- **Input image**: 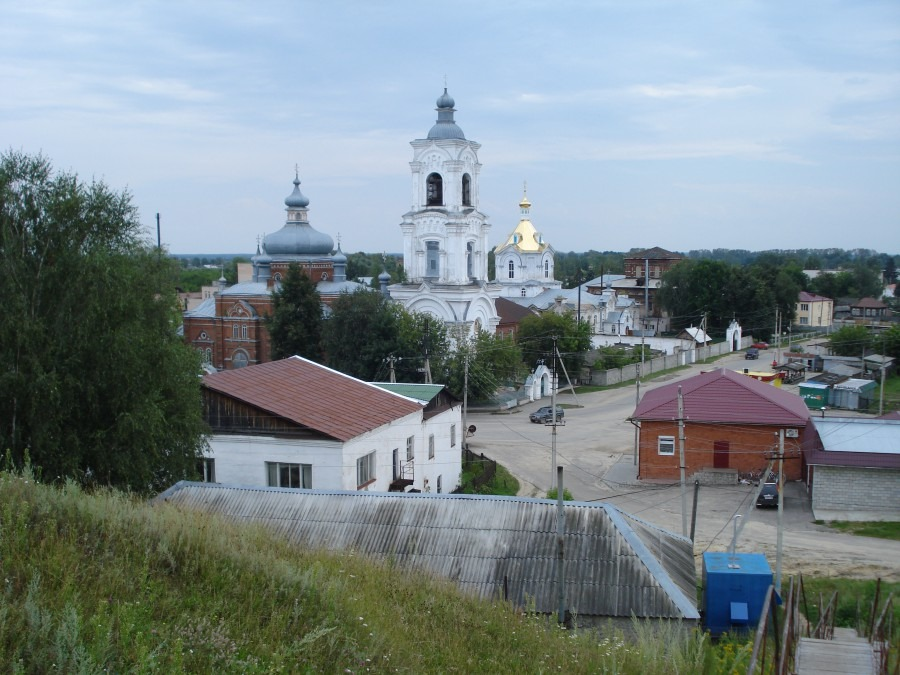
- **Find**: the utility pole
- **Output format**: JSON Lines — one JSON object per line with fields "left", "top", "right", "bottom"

{"left": 633, "top": 376, "right": 641, "bottom": 466}
{"left": 678, "top": 385, "right": 688, "bottom": 537}
{"left": 550, "top": 336, "right": 559, "bottom": 492}
{"left": 387, "top": 355, "right": 397, "bottom": 383}
{"left": 774, "top": 308, "right": 781, "bottom": 367}
{"left": 556, "top": 465, "right": 566, "bottom": 625}
{"left": 423, "top": 319, "right": 432, "bottom": 384}
{"left": 462, "top": 342, "right": 469, "bottom": 451}
{"left": 880, "top": 334, "right": 886, "bottom": 416}
{"left": 776, "top": 429, "right": 785, "bottom": 594}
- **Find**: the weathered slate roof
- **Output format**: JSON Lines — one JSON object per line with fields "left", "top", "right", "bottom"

{"left": 202, "top": 356, "right": 422, "bottom": 442}
{"left": 155, "top": 484, "right": 699, "bottom": 620}
{"left": 632, "top": 368, "right": 810, "bottom": 426}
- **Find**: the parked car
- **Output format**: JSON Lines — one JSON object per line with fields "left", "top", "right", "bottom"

{"left": 530, "top": 406, "right": 564, "bottom": 424}
{"left": 745, "top": 348, "right": 759, "bottom": 360}
{"left": 751, "top": 342, "right": 769, "bottom": 350}
{"left": 755, "top": 482, "right": 779, "bottom": 508}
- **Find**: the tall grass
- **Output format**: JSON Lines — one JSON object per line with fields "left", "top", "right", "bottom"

{"left": 0, "top": 470, "right": 757, "bottom": 672}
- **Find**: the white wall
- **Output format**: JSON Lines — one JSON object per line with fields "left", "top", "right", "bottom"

{"left": 206, "top": 407, "right": 462, "bottom": 493}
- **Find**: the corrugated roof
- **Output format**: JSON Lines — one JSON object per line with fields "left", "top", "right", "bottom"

{"left": 202, "top": 356, "right": 422, "bottom": 442}
{"left": 813, "top": 417, "right": 900, "bottom": 455}
{"left": 632, "top": 368, "right": 811, "bottom": 426}
{"left": 155, "top": 484, "right": 699, "bottom": 620}
{"left": 370, "top": 382, "right": 445, "bottom": 404}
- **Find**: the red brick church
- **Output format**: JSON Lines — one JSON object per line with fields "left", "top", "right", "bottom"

{"left": 182, "top": 174, "right": 371, "bottom": 370}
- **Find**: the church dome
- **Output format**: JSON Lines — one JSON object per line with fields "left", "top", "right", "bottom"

{"left": 427, "top": 87, "right": 466, "bottom": 140}
{"left": 265, "top": 225, "right": 333, "bottom": 256}
{"left": 263, "top": 175, "right": 334, "bottom": 256}
{"left": 436, "top": 88, "right": 455, "bottom": 109}
{"left": 284, "top": 176, "right": 310, "bottom": 208}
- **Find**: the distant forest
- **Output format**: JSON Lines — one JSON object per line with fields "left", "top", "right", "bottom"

{"left": 172, "top": 248, "right": 898, "bottom": 294}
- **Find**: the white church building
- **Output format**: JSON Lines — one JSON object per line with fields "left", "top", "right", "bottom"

{"left": 493, "top": 189, "right": 562, "bottom": 299}
{"left": 388, "top": 89, "right": 502, "bottom": 338}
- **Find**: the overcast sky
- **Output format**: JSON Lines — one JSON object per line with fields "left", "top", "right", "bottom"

{"left": 3, "top": 1, "right": 898, "bottom": 256}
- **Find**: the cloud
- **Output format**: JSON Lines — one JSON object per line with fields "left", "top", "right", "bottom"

{"left": 629, "top": 83, "right": 762, "bottom": 99}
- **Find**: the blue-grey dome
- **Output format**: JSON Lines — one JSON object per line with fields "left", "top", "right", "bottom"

{"left": 427, "top": 87, "right": 466, "bottom": 140}
{"left": 436, "top": 87, "right": 455, "bottom": 109}
{"left": 285, "top": 176, "right": 310, "bottom": 208}
{"left": 264, "top": 225, "right": 333, "bottom": 256}
{"left": 378, "top": 269, "right": 391, "bottom": 282}
{"left": 332, "top": 247, "right": 347, "bottom": 264}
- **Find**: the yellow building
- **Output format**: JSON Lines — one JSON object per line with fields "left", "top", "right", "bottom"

{"left": 796, "top": 291, "right": 833, "bottom": 328}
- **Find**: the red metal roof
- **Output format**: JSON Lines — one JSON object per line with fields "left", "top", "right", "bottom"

{"left": 798, "top": 291, "right": 831, "bottom": 302}
{"left": 631, "top": 368, "right": 811, "bottom": 426}
{"left": 202, "top": 356, "right": 422, "bottom": 442}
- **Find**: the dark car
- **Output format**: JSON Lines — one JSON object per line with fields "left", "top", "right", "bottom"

{"left": 530, "top": 406, "right": 564, "bottom": 424}
{"left": 756, "top": 482, "right": 779, "bottom": 508}
{"left": 745, "top": 348, "right": 759, "bottom": 360}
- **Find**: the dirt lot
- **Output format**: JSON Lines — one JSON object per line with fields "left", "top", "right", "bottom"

{"left": 466, "top": 354, "right": 900, "bottom": 582}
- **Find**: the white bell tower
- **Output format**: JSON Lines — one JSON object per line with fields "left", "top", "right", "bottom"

{"left": 390, "top": 89, "right": 501, "bottom": 337}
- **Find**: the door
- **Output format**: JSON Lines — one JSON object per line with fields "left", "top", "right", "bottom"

{"left": 713, "top": 440, "right": 730, "bottom": 468}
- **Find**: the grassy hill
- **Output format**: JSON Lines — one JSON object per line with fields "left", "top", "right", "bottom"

{"left": 0, "top": 471, "right": 756, "bottom": 672}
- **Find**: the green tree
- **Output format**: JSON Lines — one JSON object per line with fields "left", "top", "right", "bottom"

{"left": 0, "top": 151, "right": 207, "bottom": 492}
{"left": 880, "top": 325, "right": 900, "bottom": 361}
{"left": 516, "top": 312, "right": 592, "bottom": 378}
{"left": 323, "top": 289, "right": 402, "bottom": 380}
{"left": 393, "top": 311, "right": 451, "bottom": 384}
{"left": 267, "top": 264, "right": 324, "bottom": 362}
{"left": 441, "top": 331, "right": 523, "bottom": 401}
{"left": 829, "top": 325, "right": 872, "bottom": 357}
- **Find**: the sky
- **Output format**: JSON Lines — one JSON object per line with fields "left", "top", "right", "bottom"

{"left": 3, "top": 1, "right": 898, "bottom": 256}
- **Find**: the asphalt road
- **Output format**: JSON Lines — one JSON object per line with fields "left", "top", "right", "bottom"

{"left": 465, "top": 350, "right": 900, "bottom": 580}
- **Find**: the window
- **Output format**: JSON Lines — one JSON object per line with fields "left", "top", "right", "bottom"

{"left": 508, "top": 260, "right": 515, "bottom": 279}
{"left": 462, "top": 174, "right": 471, "bottom": 206}
{"left": 544, "top": 260, "right": 550, "bottom": 278}
{"left": 450, "top": 424, "right": 456, "bottom": 448}
{"left": 197, "top": 458, "right": 216, "bottom": 482}
{"left": 437, "top": 475, "right": 443, "bottom": 494}
{"left": 800, "top": 303, "right": 809, "bottom": 311}
{"left": 356, "top": 451, "right": 376, "bottom": 488}
{"left": 241, "top": 323, "right": 248, "bottom": 340}
{"left": 406, "top": 435, "right": 415, "bottom": 461}
{"left": 232, "top": 349, "right": 249, "bottom": 368}
{"left": 426, "top": 241, "right": 440, "bottom": 278}
{"left": 426, "top": 173, "right": 443, "bottom": 205}
{"left": 467, "top": 242, "right": 474, "bottom": 278}
{"left": 232, "top": 323, "right": 239, "bottom": 339}
{"left": 800, "top": 317, "right": 809, "bottom": 325}
{"left": 521, "top": 288, "right": 526, "bottom": 297}
{"left": 266, "top": 462, "right": 312, "bottom": 488}
{"left": 428, "top": 434, "right": 435, "bottom": 459}
{"left": 658, "top": 436, "right": 675, "bottom": 456}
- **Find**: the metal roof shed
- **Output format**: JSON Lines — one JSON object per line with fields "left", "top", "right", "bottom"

{"left": 155, "top": 484, "right": 699, "bottom": 626}
{"left": 830, "top": 378, "right": 877, "bottom": 411}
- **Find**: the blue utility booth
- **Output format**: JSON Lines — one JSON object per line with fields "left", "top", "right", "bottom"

{"left": 702, "top": 552, "right": 773, "bottom": 637}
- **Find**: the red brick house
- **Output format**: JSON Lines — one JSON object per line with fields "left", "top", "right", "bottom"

{"left": 630, "top": 368, "right": 812, "bottom": 481}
